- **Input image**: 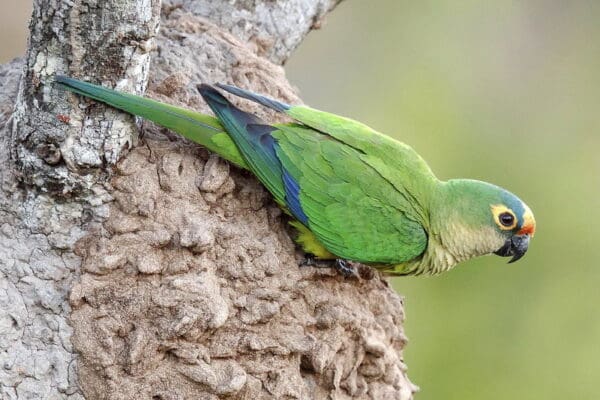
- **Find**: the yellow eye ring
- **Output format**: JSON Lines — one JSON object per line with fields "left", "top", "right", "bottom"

{"left": 491, "top": 205, "right": 518, "bottom": 230}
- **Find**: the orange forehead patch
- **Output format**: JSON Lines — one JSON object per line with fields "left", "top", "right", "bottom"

{"left": 518, "top": 205, "right": 536, "bottom": 237}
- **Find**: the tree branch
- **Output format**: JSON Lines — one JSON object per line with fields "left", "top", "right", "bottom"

{"left": 163, "top": 0, "right": 343, "bottom": 64}
{"left": 0, "top": 1, "right": 417, "bottom": 399}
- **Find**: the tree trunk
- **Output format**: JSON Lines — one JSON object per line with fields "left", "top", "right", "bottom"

{"left": 0, "top": 1, "right": 417, "bottom": 399}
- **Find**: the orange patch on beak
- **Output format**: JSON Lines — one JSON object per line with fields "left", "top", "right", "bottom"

{"left": 518, "top": 205, "right": 536, "bottom": 237}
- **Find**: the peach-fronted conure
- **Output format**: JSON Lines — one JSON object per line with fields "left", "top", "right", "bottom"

{"left": 56, "top": 76, "right": 536, "bottom": 276}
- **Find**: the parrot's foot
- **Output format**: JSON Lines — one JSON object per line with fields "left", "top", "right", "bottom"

{"left": 299, "top": 253, "right": 316, "bottom": 267}
{"left": 299, "top": 254, "right": 357, "bottom": 278}
{"left": 333, "top": 259, "right": 356, "bottom": 278}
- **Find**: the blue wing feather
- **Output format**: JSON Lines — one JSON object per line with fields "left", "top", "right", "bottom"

{"left": 282, "top": 169, "right": 309, "bottom": 225}
{"left": 198, "top": 84, "right": 310, "bottom": 225}
{"left": 216, "top": 83, "right": 291, "bottom": 112}
{"left": 198, "top": 84, "right": 285, "bottom": 203}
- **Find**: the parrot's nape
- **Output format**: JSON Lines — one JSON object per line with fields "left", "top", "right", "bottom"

{"left": 55, "top": 76, "right": 536, "bottom": 276}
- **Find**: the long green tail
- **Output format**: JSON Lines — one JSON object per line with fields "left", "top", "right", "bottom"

{"left": 55, "top": 76, "right": 248, "bottom": 169}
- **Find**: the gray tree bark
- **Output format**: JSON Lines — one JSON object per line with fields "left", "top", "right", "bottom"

{"left": 0, "top": 1, "right": 417, "bottom": 399}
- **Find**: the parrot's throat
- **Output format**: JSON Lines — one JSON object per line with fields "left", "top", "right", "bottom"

{"left": 441, "top": 223, "right": 502, "bottom": 261}
{"left": 402, "top": 225, "right": 498, "bottom": 275}
{"left": 402, "top": 223, "right": 501, "bottom": 275}
{"left": 426, "top": 221, "right": 505, "bottom": 274}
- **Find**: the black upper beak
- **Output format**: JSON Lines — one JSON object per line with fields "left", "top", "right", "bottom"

{"left": 494, "top": 235, "right": 530, "bottom": 263}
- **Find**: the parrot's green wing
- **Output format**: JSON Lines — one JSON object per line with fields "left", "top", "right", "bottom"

{"left": 274, "top": 124, "right": 428, "bottom": 263}
{"left": 217, "top": 84, "right": 437, "bottom": 225}
{"left": 204, "top": 84, "right": 434, "bottom": 264}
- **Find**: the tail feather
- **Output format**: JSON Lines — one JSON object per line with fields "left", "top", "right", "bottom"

{"left": 215, "top": 83, "right": 291, "bottom": 113}
{"left": 202, "top": 85, "right": 311, "bottom": 227}
{"left": 55, "top": 76, "right": 247, "bottom": 168}
{"left": 198, "top": 84, "right": 286, "bottom": 203}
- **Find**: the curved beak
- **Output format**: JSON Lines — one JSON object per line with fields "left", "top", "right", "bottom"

{"left": 494, "top": 235, "right": 530, "bottom": 263}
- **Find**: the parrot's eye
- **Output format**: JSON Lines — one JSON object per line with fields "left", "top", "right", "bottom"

{"left": 491, "top": 205, "right": 518, "bottom": 230}
{"left": 499, "top": 212, "right": 515, "bottom": 227}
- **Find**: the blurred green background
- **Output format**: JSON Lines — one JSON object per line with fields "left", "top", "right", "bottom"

{"left": 288, "top": 2, "right": 600, "bottom": 399}
{"left": 2, "top": 1, "right": 599, "bottom": 399}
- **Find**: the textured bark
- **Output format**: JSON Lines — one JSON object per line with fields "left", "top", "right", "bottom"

{"left": 0, "top": 1, "right": 417, "bottom": 399}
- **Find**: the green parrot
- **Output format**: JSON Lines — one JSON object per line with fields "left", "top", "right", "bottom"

{"left": 55, "top": 76, "right": 536, "bottom": 276}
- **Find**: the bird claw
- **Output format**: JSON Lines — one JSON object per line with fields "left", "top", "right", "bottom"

{"left": 299, "top": 253, "right": 316, "bottom": 267}
{"left": 333, "top": 259, "right": 356, "bottom": 278}
{"left": 299, "top": 254, "right": 357, "bottom": 278}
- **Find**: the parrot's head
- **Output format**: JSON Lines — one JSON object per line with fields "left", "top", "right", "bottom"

{"left": 436, "top": 179, "right": 536, "bottom": 265}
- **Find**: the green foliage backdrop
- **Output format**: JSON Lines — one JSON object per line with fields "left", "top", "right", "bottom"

{"left": 2, "top": 1, "right": 598, "bottom": 399}
{"left": 287, "top": 2, "right": 600, "bottom": 399}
